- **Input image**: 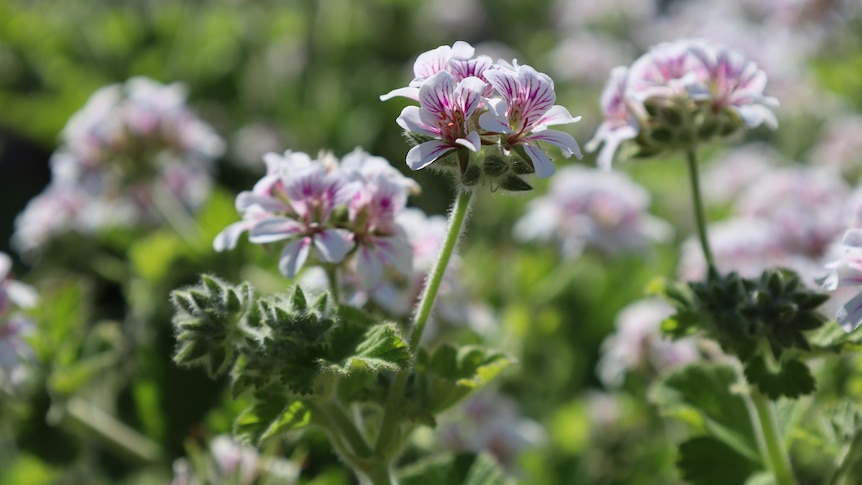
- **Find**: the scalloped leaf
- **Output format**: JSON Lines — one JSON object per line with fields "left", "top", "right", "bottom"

{"left": 743, "top": 356, "right": 816, "bottom": 400}
{"left": 677, "top": 436, "right": 759, "bottom": 485}
{"left": 649, "top": 363, "right": 759, "bottom": 462}
{"left": 234, "top": 388, "right": 310, "bottom": 445}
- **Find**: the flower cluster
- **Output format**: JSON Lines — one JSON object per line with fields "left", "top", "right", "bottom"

{"left": 514, "top": 165, "right": 672, "bottom": 258}
{"left": 382, "top": 41, "right": 582, "bottom": 183}
{"left": 587, "top": 38, "right": 778, "bottom": 169}
{"left": 171, "top": 435, "right": 299, "bottom": 485}
{"left": 0, "top": 252, "right": 37, "bottom": 389}
{"left": 820, "top": 230, "right": 862, "bottom": 332}
{"left": 13, "top": 77, "right": 224, "bottom": 256}
{"left": 215, "top": 149, "right": 419, "bottom": 290}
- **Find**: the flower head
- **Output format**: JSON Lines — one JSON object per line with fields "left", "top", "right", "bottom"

{"left": 819, "top": 229, "right": 862, "bottom": 332}
{"left": 588, "top": 38, "right": 777, "bottom": 167}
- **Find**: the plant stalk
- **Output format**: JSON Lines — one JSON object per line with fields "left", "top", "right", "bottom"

{"left": 746, "top": 390, "right": 797, "bottom": 485}
{"left": 374, "top": 189, "right": 473, "bottom": 457}
{"left": 685, "top": 149, "right": 714, "bottom": 268}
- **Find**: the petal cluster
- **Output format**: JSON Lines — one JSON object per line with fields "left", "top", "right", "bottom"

{"left": 383, "top": 41, "right": 581, "bottom": 180}
{"left": 588, "top": 38, "right": 777, "bottom": 169}
{"left": 215, "top": 149, "right": 416, "bottom": 290}
{"left": 13, "top": 77, "right": 224, "bottom": 256}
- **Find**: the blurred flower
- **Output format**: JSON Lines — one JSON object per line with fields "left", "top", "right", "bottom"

{"left": 735, "top": 166, "right": 848, "bottom": 259}
{"left": 819, "top": 229, "right": 862, "bottom": 332}
{"left": 809, "top": 114, "right": 862, "bottom": 181}
{"left": 438, "top": 390, "right": 546, "bottom": 470}
{"left": 171, "top": 434, "right": 299, "bottom": 485}
{"left": 13, "top": 77, "right": 223, "bottom": 257}
{"left": 597, "top": 298, "right": 699, "bottom": 387}
{"left": 587, "top": 38, "right": 776, "bottom": 167}
{"left": 701, "top": 143, "right": 781, "bottom": 204}
{"left": 514, "top": 166, "right": 671, "bottom": 258}
{"left": 0, "top": 252, "right": 37, "bottom": 388}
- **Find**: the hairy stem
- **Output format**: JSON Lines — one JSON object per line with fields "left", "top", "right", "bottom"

{"left": 374, "top": 189, "right": 473, "bottom": 457}
{"left": 685, "top": 149, "right": 714, "bottom": 268}
{"left": 746, "top": 390, "right": 797, "bottom": 485}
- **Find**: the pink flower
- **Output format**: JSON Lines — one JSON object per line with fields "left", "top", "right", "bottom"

{"left": 819, "top": 229, "right": 862, "bottom": 332}
{"left": 396, "top": 70, "right": 486, "bottom": 171}
{"left": 478, "top": 63, "right": 582, "bottom": 178}
{"left": 380, "top": 41, "right": 492, "bottom": 101}
{"left": 585, "top": 66, "right": 639, "bottom": 170}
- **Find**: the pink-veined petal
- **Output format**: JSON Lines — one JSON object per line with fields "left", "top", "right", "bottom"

{"left": 406, "top": 140, "right": 454, "bottom": 171}
{"left": 478, "top": 111, "right": 513, "bottom": 134}
{"left": 313, "top": 228, "right": 352, "bottom": 263}
{"left": 249, "top": 217, "right": 304, "bottom": 244}
{"left": 396, "top": 106, "right": 438, "bottom": 138}
{"left": 450, "top": 41, "right": 475, "bottom": 60}
{"left": 484, "top": 68, "right": 519, "bottom": 106}
{"left": 456, "top": 76, "right": 488, "bottom": 117}
{"left": 279, "top": 237, "right": 312, "bottom": 278}
{"left": 456, "top": 131, "right": 481, "bottom": 152}
{"left": 526, "top": 129, "right": 583, "bottom": 158}
{"left": 380, "top": 87, "right": 420, "bottom": 102}
{"left": 519, "top": 66, "right": 556, "bottom": 128}
{"left": 535, "top": 105, "right": 581, "bottom": 128}
{"left": 418, "top": 71, "right": 457, "bottom": 123}
{"left": 524, "top": 143, "right": 556, "bottom": 179}
{"left": 413, "top": 45, "right": 453, "bottom": 80}
{"left": 235, "top": 191, "right": 288, "bottom": 213}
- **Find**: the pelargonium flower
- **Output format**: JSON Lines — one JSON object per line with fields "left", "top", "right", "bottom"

{"left": 597, "top": 298, "right": 699, "bottom": 387}
{"left": 588, "top": 38, "right": 777, "bottom": 167}
{"left": 478, "top": 62, "right": 582, "bottom": 178}
{"left": 396, "top": 70, "right": 485, "bottom": 171}
{"left": 514, "top": 166, "right": 671, "bottom": 257}
{"left": 819, "top": 229, "right": 862, "bottom": 332}
{"left": 384, "top": 41, "right": 582, "bottom": 183}
{"left": 13, "top": 77, "right": 223, "bottom": 257}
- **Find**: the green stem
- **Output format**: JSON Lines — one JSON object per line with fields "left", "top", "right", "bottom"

{"left": 309, "top": 400, "right": 372, "bottom": 458}
{"left": 150, "top": 182, "right": 202, "bottom": 246}
{"left": 746, "top": 390, "right": 797, "bottom": 485}
{"left": 326, "top": 265, "right": 342, "bottom": 304}
{"left": 825, "top": 428, "right": 862, "bottom": 485}
{"left": 685, "top": 149, "right": 714, "bottom": 268}
{"left": 374, "top": 189, "right": 474, "bottom": 457}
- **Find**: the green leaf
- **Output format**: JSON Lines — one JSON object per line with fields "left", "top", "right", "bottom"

{"left": 128, "top": 229, "right": 183, "bottom": 282}
{"left": 649, "top": 364, "right": 759, "bottom": 462}
{"left": 676, "top": 436, "right": 759, "bottom": 485}
{"left": 416, "top": 345, "right": 515, "bottom": 415}
{"left": 743, "top": 356, "right": 816, "bottom": 400}
{"left": 398, "top": 453, "right": 511, "bottom": 485}
{"left": 234, "top": 388, "right": 310, "bottom": 445}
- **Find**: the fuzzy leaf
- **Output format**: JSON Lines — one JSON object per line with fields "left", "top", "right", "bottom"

{"left": 676, "top": 436, "right": 759, "bottom": 485}
{"left": 234, "top": 388, "right": 310, "bottom": 445}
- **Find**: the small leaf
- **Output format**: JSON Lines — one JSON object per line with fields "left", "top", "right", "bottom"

{"left": 234, "top": 389, "right": 310, "bottom": 445}
{"left": 743, "top": 356, "right": 816, "bottom": 399}
{"left": 676, "top": 436, "right": 759, "bottom": 485}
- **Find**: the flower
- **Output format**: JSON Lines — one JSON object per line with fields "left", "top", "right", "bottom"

{"left": 478, "top": 62, "right": 582, "bottom": 178}
{"left": 514, "top": 166, "right": 671, "bottom": 257}
{"left": 0, "top": 252, "right": 37, "bottom": 388}
{"left": 384, "top": 42, "right": 582, "bottom": 183}
{"left": 587, "top": 38, "right": 777, "bottom": 167}
{"left": 396, "top": 70, "right": 485, "bottom": 171}
{"left": 819, "top": 229, "right": 862, "bottom": 332}
{"left": 597, "top": 298, "right": 699, "bottom": 387}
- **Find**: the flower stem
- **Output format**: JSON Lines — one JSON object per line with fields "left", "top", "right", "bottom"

{"left": 825, "top": 428, "right": 862, "bottom": 485}
{"left": 685, "top": 149, "right": 714, "bottom": 268}
{"left": 374, "top": 189, "right": 473, "bottom": 458}
{"left": 746, "top": 390, "right": 797, "bottom": 485}
{"left": 325, "top": 265, "right": 342, "bottom": 304}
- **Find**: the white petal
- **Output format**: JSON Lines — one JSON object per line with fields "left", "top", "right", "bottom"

{"left": 313, "top": 229, "right": 352, "bottom": 263}
{"left": 279, "top": 237, "right": 312, "bottom": 278}
{"left": 396, "top": 106, "right": 437, "bottom": 137}
{"left": 7, "top": 281, "right": 37, "bottom": 308}
{"left": 478, "top": 112, "right": 513, "bottom": 134}
{"left": 406, "top": 141, "right": 453, "bottom": 171}
{"left": 535, "top": 105, "right": 581, "bottom": 128}
{"left": 249, "top": 217, "right": 304, "bottom": 244}
{"left": 213, "top": 221, "right": 251, "bottom": 251}
{"left": 380, "top": 87, "right": 420, "bottom": 102}
{"left": 456, "top": 131, "right": 481, "bottom": 152}
{"left": 235, "top": 192, "right": 287, "bottom": 213}
{"left": 527, "top": 129, "right": 583, "bottom": 158}
{"left": 357, "top": 245, "right": 385, "bottom": 290}
{"left": 837, "top": 292, "right": 862, "bottom": 332}
{"left": 524, "top": 143, "right": 556, "bottom": 179}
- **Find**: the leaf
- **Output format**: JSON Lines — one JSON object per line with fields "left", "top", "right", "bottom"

{"left": 649, "top": 363, "right": 759, "bottom": 462}
{"left": 128, "top": 229, "right": 183, "bottom": 282}
{"left": 398, "top": 453, "right": 511, "bottom": 485}
{"left": 416, "top": 345, "right": 515, "bottom": 415}
{"left": 676, "top": 436, "right": 759, "bottom": 485}
{"left": 234, "top": 388, "right": 310, "bottom": 445}
{"left": 743, "top": 356, "right": 816, "bottom": 400}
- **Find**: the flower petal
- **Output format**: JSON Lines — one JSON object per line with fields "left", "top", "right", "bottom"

{"left": 380, "top": 86, "right": 420, "bottom": 102}
{"left": 235, "top": 191, "right": 288, "bottom": 213}
{"left": 518, "top": 66, "right": 556, "bottom": 128}
{"left": 213, "top": 220, "right": 252, "bottom": 251}
{"left": 456, "top": 76, "right": 488, "bottom": 117}
{"left": 279, "top": 237, "right": 312, "bottom": 278}
{"left": 248, "top": 217, "right": 304, "bottom": 244}
{"left": 313, "top": 228, "right": 352, "bottom": 263}
{"left": 418, "top": 71, "right": 457, "bottom": 123}
{"left": 356, "top": 245, "right": 385, "bottom": 290}
{"left": 456, "top": 131, "right": 481, "bottom": 152}
{"left": 484, "top": 67, "right": 519, "bottom": 106}
{"left": 526, "top": 129, "right": 583, "bottom": 158}
{"left": 396, "top": 106, "right": 438, "bottom": 137}
{"left": 837, "top": 291, "right": 862, "bottom": 332}
{"left": 524, "top": 143, "right": 556, "bottom": 179}
{"left": 535, "top": 105, "right": 581, "bottom": 128}
{"left": 406, "top": 140, "right": 454, "bottom": 171}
